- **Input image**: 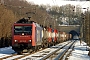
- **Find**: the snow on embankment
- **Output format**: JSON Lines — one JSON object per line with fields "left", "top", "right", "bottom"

{"left": 0, "top": 47, "right": 15, "bottom": 58}
{"left": 68, "top": 40, "right": 90, "bottom": 60}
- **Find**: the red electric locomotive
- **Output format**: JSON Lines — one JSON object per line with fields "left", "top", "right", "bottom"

{"left": 12, "top": 18, "right": 42, "bottom": 53}
{"left": 12, "top": 18, "right": 72, "bottom": 54}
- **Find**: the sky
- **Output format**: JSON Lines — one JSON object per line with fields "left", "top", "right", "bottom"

{"left": 26, "top": 0, "right": 90, "bottom": 11}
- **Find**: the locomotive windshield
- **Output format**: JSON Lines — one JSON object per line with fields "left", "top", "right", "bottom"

{"left": 14, "top": 26, "right": 32, "bottom": 35}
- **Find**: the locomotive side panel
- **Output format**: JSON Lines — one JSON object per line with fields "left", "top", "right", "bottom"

{"left": 32, "top": 23, "right": 36, "bottom": 46}
{"left": 35, "top": 24, "right": 42, "bottom": 45}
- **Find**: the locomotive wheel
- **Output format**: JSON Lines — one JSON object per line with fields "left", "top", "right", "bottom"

{"left": 41, "top": 44, "right": 44, "bottom": 48}
{"left": 12, "top": 46, "right": 23, "bottom": 54}
{"left": 42, "top": 43, "right": 47, "bottom": 48}
{"left": 48, "top": 43, "right": 50, "bottom": 48}
{"left": 37, "top": 46, "right": 40, "bottom": 51}
{"left": 17, "top": 49, "right": 23, "bottom": 55}
{"left": 28, "top": 49, "right": 33, "bottom": 53}
{"left": 17, "top": 51, "right": 22, "bottom": 55}
{"left": 53, "top": 43, "right": 55, "bottom": 46}
{"left": 33, "top": 46, "right": 37, "bottom": 52}
{"left": 37, "top": 46, "right": 39, "bottom": 50}
{"left": 36, "top": 46, "right": 41, "bottom": 51}
{"left": 45, "top": 43, "right": 48, "bottom": 48}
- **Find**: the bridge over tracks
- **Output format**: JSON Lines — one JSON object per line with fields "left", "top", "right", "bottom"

{"left": 57, "top": 25, "right": 81, "bottom": 38}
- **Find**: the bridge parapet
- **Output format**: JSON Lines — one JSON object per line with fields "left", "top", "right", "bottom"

{"left": 57, "top": 25, "right": 80, "bottom": 33}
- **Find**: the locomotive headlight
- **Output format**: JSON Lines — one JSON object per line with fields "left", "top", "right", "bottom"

{"left": 15, "top": 40, "right": 18, "bottom": 42}
{"left": 28, "top": 40, "right": 31, "bottom": 42}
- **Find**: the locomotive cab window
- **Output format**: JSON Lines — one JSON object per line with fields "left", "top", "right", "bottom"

{"left": 14, "top": 26, "right": 32, "bottom": 35}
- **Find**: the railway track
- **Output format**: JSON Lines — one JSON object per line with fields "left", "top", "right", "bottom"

{"left": 0, "top": 40, "right": 76, "bottom": 60}
{"left": 40, "top": 40, "right": 76, "bottom": 60}
{"left": 0, "top": 48, "right": 44, "bottom": 60}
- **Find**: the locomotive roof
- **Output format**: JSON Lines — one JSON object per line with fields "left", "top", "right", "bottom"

{"left": 16, "top": 18, "right": 36, "bottom": 24}
{"left": 14, "top": 18, "right": 42, "bottom": 28}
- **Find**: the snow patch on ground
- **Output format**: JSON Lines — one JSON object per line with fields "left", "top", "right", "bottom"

{"left": 0, "top": 46, "right": 15, "bottom": 54}
{"left": 68, "top": 40, "right": 90, "bottom": 60}
{"left": 0, "top": 46, "right": 15, "bottom": 58}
